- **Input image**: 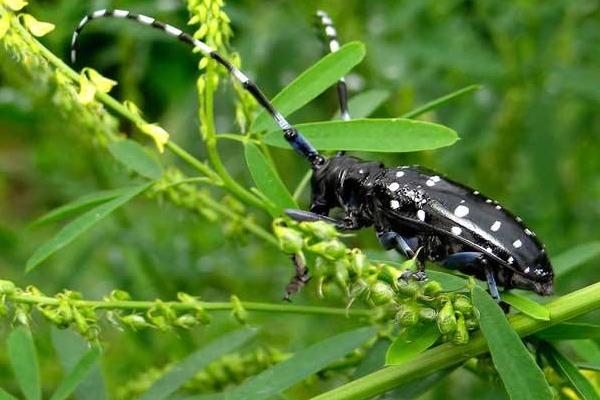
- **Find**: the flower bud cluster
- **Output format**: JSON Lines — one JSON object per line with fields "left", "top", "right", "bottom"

{"left": 0, "top": 282, "right": 212, "bottom": 341}
{"left": 273, "top": 220, "right": 478, "bottom": 343}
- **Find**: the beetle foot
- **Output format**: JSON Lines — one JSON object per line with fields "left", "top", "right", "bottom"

{"left": 400, "top": 270, "right": 428, "bottom": 282}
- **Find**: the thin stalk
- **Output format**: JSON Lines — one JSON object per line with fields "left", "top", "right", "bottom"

{"left": 293, "top": 169, "right": 313, "bottom": 202}
{"left": 400, "top": 85, "right": 481, "bottom": 119}
{"left": 202, "top": 62, "right": 267, "bottom": 211}
{"left": 9, "top": 294, "right": 371, "bottom": 318}
{"left": 312, "top": 281, "right": 600, "bottom": 400}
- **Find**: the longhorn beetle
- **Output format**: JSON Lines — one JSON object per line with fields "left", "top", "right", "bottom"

{"left": 71, "top": 9, "right": 554, "bottom": 302}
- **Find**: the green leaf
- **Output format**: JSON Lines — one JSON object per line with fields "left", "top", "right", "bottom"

{"left": 140, "top": 329, "right": 256, "bottom": 400}
{"left": 331, "top": 90, "right": 390, "bottom": 120}
{"left": 472, "top": 286, "right": 553, "bottom": 400}
{"left": 226, "top": 326, "right": 377, "bottom": 400}
{"left": 26, "top": 183, "right": 150, "bottom": 272}
{"left": 553, "top": 241, "right": 600, "bottom": 278}
{"left": 401, "top": 84, "right": 481, "bottom": 119}
{"left": 251, "top": 42, "right": 366, "bottom": 133}
{"left": 501, "top": 292, "right": 550, "bottom": 321}
{"left": 7, "top": 327, "right": 41, "bottom": 400}
{"left": 426, "top": 269, "right": 468, "bottom": 291}
{"left": 578, "top": 363, "right": 600, "bottom": 372}
{"left": 570, "top": 340, "right": 600, "bottom": 364}
{"left": 263, "top": 119, "right": 458, "bottom": 152}
{"left": 544, "top": 343, "right": 600, "bottom": 400}
{"left": 108, "top": 139, "right": 163, "bottom": 180}
{"left": 50, "top": 347, "right": 102, "bottom": 400}
{"left": 244, "top": 142, "right": 297, "bottom": 216}
{"left": 352, "top": 338, "right": 390, "bottom": 378}
{"left": 536, "top": 323, "right": 600, "bottom": 341}
{"left": 31, "top": 187, "right": 137, "bottom": 227}
{"left": 0, "top": 387, "right": 18, "bottom": 400}
{"left": 386, "top": 323, "right": 440, "bottom": 365}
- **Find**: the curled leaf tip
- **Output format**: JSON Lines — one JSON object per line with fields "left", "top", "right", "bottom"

{"left": 21, "top": 13, "right": 54, "bottom": 37}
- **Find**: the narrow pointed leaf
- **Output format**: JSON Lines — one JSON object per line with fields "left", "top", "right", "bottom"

{"left": 472, "top": 286, "right": 552, "bottom": 400}
{"left": 31, "top": 187, "right": 136, "bottom": 227}
{"left": 578, "top": 363, "right": 600, "bottom": 372}
{"left": 26, "top": 183, "right": 151, "bottom": 272}
{"left": 401, "top": 85, "right": 481, "bottom": 119}
{"left": 140, "top": 329, "right": 256, "bottom": 400}
{"left": 7, "top": 327, "right": 41, "bottom": 400}
{"left": 108, "top": 139, "right": 163, "bottom": 180}
{"left": 0, "top": 388, "right": 18, "bottom": 400}
{"left": 263, "top": 119, "right": 458, "bottom": 152}
{"left": 502, "top": 292, "right": 550, "bottom": 321}
{"left": 536, "top": 323, "right": 600, "bottom": 341}
{"left": 331, "top": 90, "right": 390, "bottom": 120}
{"left": 50, "top": 347, "right": 102, "bottom": 400}
{"left": 553, "top": 241, "right": 600, "bottom": 278}
{"left": 386, "top": 323, "right": 440, "bottom": 365}
{"left": 251, "top": 42, "right": 366, "bottom": 133}
{"left": 226, "top": 326, "right": 377, "bottom": 400}
{"left": 544, "top": 343, "right": 600, "bottom": 400}
{"left": 244, "top": 142, "right": 297, "bottom": 216}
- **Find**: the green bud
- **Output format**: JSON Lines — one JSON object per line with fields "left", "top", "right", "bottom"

{"left": 349, "top": 279, "right": 369, "bottom": 300}
{"left": 273, "top": 225, "right": 304, "bottom": 253}
{"left": 453, "top": 295, "right": 473, "bottom": 315}
{"left": 176, "top": 314, "right": 199, "bottom": 329}
{"left": 0, "top": 280, "right": 15, "bottom": 295}
{"left": 230, "top": 295, "right": 247, "bottom": 325}
{"left": 377, "top": 265, "right": 401, "bottom": 288}
{"left": 0, "top": 302, "right": 8, "bottom": 318}
{"left": 419, "top": 307, "right": 437, "bottom": 321}
{"left": 73, "top": 308, "right": 89, "bottom": 335}
{"left": 298, "top": 221, "right": 338, "bottom": 240}
{"left": 308, "top": 240, "right": 346, "bottom": 260}
{"left": 436, "top": 301, "right": 457, "bottom": 334}
{"left": 465, "top": 317, "right": 479, "bottom": 330}
{"left": 396, "top": 304, "right": 420, "bottom": 327}
{"left": 334, "top": 260, "right": 350, "bottom": 295}
{"left": 349, "top": 249, "right": 367, "bottom": 277}
{"left": 58, "top": 301, "right": 73, "bottom": 326}
{"left": 108, "top": 289, "right": 131, "bottom": 301}
{"left": 369, "top": 282, "right": 395, "bottom": 305}
{"left": 39, "top": 307, "right": 64, "bottom": 326}
{"left": 397, "top": 279, "right": 419, "bottom": 297}
{"left": 423, "top": 281, "right": 443, "bottom": 296}
{"left": 452, "top": 314, "right": 469, "bottom": 345}
{"left": 121, "top": 314, "right": 151, "bottom": 330}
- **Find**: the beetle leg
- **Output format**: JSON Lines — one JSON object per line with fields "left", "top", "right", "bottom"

{"left": 377, "top": 230, "right": 428, "bottom": 281}
{"left": 283, "top": 253, "right": 310, "bottom": 302}
{"left": 442, "top": 252, "right": 501, "bottom": 302}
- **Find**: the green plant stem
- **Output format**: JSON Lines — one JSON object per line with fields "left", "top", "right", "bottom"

{"left": 400, "top": 84, "right": 481, "bottom": 119}
{"left": 293, "top": 168, "right": 313, "bottom": 202}
{"left": 202, "top": 62, "right": 267, "bottom": 212}
{"left": 312, "top": 281, "right": 600, "bottom": 400}
{"left": 9, "top": 293, "right": 370, "bottom": 318}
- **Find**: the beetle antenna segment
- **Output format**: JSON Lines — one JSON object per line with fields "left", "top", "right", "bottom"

{"left": 315, "top": 10, "right": 350, "bottom": 123}
{"left": 71, "top": 9, "right": 325, "bottom": 168}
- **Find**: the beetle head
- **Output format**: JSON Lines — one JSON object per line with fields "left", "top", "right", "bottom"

{"left": 506, "top": 252, "right": 554, "bottom": 295}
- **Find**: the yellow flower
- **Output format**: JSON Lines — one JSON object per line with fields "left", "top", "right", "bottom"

{"left": 77, "top": 76, "right": 96, "bottom": 105}
{"left": 0, "top": 13, "right": 9, "bottom": 40}
{"left": 4, "top": 0, "right": 28, "bottom": 11}
{"left": 139, "top": 123, "right": 169, "bottom": 153}
{"left": 20, "top": 13, "right": 54, "bottom": 37}
{"left": 83, "top": 68, "right": 117, "bottom": 94}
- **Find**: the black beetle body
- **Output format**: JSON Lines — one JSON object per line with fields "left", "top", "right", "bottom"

{"left": 308, "top": 155, "right": 553, "bottom": 296}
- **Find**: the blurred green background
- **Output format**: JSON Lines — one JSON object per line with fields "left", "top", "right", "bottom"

{"left": 0, "top": 0, "right": 599, "bottom": 398}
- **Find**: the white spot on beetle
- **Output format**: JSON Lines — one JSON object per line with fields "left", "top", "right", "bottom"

{"left": 490, "top": 221, "right": 501, "bottom": 232}
{"left": 451, "top": 226, "right": 462, "bottom": 235}
{"left": 509, "top": 257, "right": 515, "bottom": 264}
{"left": 524, "top": 266, "right": 530, "bottom": 273}
{"left": 495, "top": 205, "right": 502, "bottom": 210}
{"left": 516, "top": 216, "right": 523, "bottom": 222}
{"left": 513, "top": 239, "right": 522, "bottom": 248}
{"left": 486, "top": 199, "right": 492, "bottom": 204}
{"left": 460, "top": 199, "right": 466, "bottom": 204}
{"left": 473, "top": 191, "right": 479, "bottom": 195}
{"left": 388, "top": 182, "right": 400, "bottom": 191}
{"left": 486, "top": 246, "right": 493, "bottom": 253}
{"left": 359, "top": 169, "right": 364, "bottom": 174}
{"left": 390, "top": 200, "right": 400, "bottom": 210}
{"left": 431, "top": 175, "right": 441, "bottom": 182}
{"left": 417, "top": 210, "right": 426, "bottom": 221}
{"left": 396, "top": 171, "right": 405, "bottom": 178}
{"left": 524, "top": 228, "right": 534, "bottom": 236}
{"left": 426, "top": 179, "right": 435, "bottom": 187}
{"left": 454, "top": 205, "right": 469, "bottom": 217}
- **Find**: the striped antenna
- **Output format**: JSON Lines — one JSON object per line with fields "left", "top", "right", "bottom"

{"left": 315, "top": 10, "right": 350, "bottom": 122}
{"left": 71, "top": 9, "right": 325, "bottom": 168}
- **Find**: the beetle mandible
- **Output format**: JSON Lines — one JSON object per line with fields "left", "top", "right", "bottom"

{"left": 71, "top": 9, "right": 554, "bottom": 302}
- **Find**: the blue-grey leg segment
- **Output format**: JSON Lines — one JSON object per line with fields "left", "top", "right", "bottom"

{"left": 442, "top": 252, "right": 501, "bottom": 302}
{"left": 376, "top": 231, "right": 415, "bottom": 258}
